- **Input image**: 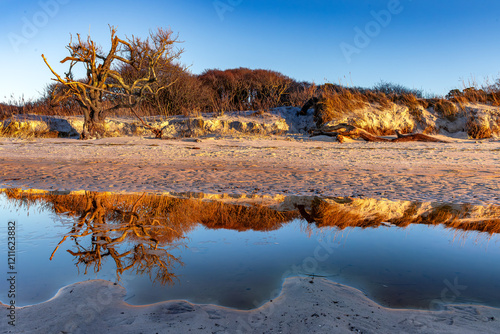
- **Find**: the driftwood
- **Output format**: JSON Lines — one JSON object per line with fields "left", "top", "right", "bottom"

{"left": 312, "top": 124, "right": 448, "bottom": 143}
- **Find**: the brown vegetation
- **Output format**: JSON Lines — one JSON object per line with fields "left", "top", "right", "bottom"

{"left": 198, "top": 68, "right": 299, "bottom": 114}
{"left": 447, "top": 86, "right": 500, "bottom": 107}
{"left": 4, "top": 188, "right": 500, "bottom": 240}
{"left": 2, "top": 188, "right": 499, "bottom": 284}
{"left": 312, "top": 85, "right": 367, "bottom": 126}
{"left": 466, "top": 116, "right": 493, "bottom": 139}
{"left": 3, "top": 189, "right": 188, "bottom": 284}
{"left": 306, "top": 82, "right": 500, "bottom": 139}
{"left": 1, "top": 189, "right": 303, "bottom": 283}
{"left": 302, "top": 84, "right": 428, "bottom": 128}
{"left": 428, "top": 99, "right": 461, "bottom": 120}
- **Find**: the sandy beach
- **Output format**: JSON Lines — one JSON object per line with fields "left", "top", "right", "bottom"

{"left": 1, "top": 135, "right": 499, "bottom": 333}
{"left": 1, "top": 136, "right": 499, "bottom": 205}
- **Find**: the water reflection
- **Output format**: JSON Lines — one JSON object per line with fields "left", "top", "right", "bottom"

{"left": 1, "top": 188, "right": 500, "bottom": 309}
{"left": 1, "top": 189, "right": 297, "bottom": 285}
{"left": 49, "top": 192, "right": 185, "bottom": 285}
{"left": 298, "top": 196, "right": 500, "bottom": 234}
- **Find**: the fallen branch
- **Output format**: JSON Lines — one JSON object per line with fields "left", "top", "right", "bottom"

{"left": 311, "top": 124, "right": 449, "bottom": 143}
{"left": 392, "top": 130, "right": 447, "bottom": 142}
{"left": 127, "top": 102, "right": 163, "bottom": 139}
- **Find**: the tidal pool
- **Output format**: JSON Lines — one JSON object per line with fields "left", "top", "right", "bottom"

{"left": 1, "top": 190, "right": 499, "bottom": 310}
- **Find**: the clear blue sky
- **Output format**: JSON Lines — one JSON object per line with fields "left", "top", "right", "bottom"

{"left": 1, "top": 0, "right": 499, "bottom": 103}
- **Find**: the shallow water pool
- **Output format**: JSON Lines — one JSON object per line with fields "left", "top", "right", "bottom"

{"left": 1, "top": 190, "right": 499, "bottom": 310}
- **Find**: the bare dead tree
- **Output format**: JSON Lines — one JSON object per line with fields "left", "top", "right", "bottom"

{"left": 42, "top": 26, "right": 182, "bottom": 139}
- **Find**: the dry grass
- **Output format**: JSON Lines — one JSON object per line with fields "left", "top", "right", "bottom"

{"left": 390, "top": 93, "right": 428, "bottom": 123}
{"left": 3, "top": 76, "right": 498, "bottom": 140}
{"left": 314, "top": 86, "right": 395, "bottom": 126}
{"left": 466, "top": 116, "right": 493, "bottom": 139}
{"left": 447, "top": 87, "right": 500, "bottom": 107}
{"left": 198, "top": 201, "right": 298, "bottom": 231}
{"left": 2, "top": 189, "right": 298, "bottom": 234}
{"left": 314, "top": 87, "right": 367, "bottom": 126}
{"left": 0, "top": 117, "right": 59, "bottom": 139}
{"left": 392, "top": 93, "right": 426, "bottom": 109}
{"left": 309, "top": 197, "right": 386, "bottom": 228}
{"left": 312, "top": 81, "right": 499, "bottom": 132}
{"left": 0, "top": 93, "right": 170, "bottom": 121}
{"left": 363, "top": 90, "right": 393, "bottom": 109}
{"left": 313, "top": 85, "right": 431, "bottom": 128}
{"left": 3, "top": 189, "right": 196, "bottom": 243}
{"left": 428, "top": 99, "right": 462, "bottom": 121}
{"left": 4, "top": 189, "right": 500, "bottom": 237}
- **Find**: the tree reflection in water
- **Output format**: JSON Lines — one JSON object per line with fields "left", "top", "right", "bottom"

{"left": 2, "top": 189, "right": 296, "bottom": 285}
{"left": 2, "top": 188, "right": 500, "bottom": 286}
{"left": 49, "top": 192, "right": 185, "bottom": 285}
{"left": 3, "top": 189, "right": 194, "bottom": 285}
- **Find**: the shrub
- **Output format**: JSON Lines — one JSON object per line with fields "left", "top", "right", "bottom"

{"left": 446, "top": 86, "right": 500, "bottom": 107}
{"left": 198, "top": 68, "right": 297, "bottom": 113}
{"left": 287, "top": 81, "right": 317, "bottom": 108}
{"left": 373, "top": 81, "right": 424, "bottom": 98}
{"left": 146, "top": 70, "right": 212, "bottom": 116}
{"left": 466, "top": 116, "right": 492, "bottom": 139}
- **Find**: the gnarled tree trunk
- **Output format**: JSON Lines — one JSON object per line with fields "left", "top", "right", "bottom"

{"left": 81, "top": 105, "right": 106, "bottom": 139}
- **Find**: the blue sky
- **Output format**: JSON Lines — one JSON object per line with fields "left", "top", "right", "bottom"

{"left": 1, "top": 0, "right": 499, "bottom": 103}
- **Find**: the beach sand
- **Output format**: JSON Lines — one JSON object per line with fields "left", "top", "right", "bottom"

{"left": 1, "top": 277, "right": 499, "bottom": 333}
{"left": 1, "top": 135, "right": 499, "bottom": 333}
{"left": 0, "top": 136, "right": 499, "bottom": 205}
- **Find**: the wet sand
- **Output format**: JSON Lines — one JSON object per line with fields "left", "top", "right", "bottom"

{"left": 1, "top": 278, "right": 499, "bottom": 333}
